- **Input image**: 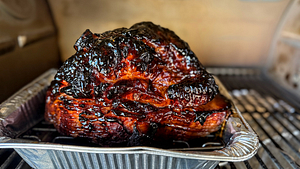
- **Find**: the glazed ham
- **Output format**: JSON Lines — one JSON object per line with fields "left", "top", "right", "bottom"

{"left": 45, "top": 22, "right": 231, "bottom": 146}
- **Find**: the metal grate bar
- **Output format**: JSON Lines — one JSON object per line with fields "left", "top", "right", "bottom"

{"left": 244, "top": 76, "right": 300, "bottom": 114}
{"left": 247, "top": 112, "right": 300, "bottom": 169}
{"left": 31, "top": 128, "right": 57, "bottom": 132}
{"left": 0, "top": 151, "right": 18, "bottom": 169}
{"left": 0, "top": 149, "right": 32, "bottom": 169}
{"left": 243, "top": 100, "right": 300, "bottom": 159}
{"left": 258, "top": 140, "right": 284, "bottom": 169}
{"left": 238, "top": 77, "right": 300, "bottom": 143}
{"left": 223, "top": 75, "right": 300, "bottom": 127}
{"left": 251, "top": 93, "right": 300, "bottom": 134}
{"left": 243, "top": 77, "right": 300, "bottom": 128}
{"left": 254, "top": 154, "right": 268, "bottom": 169}
{"left": 229, "top": 162, "right": 237, "bottom": 169}
{"left": 257, "top": 79, "right": 300, "bottom": 119}
{"left": 231, "top": 96, "right": 296, "bottom": 168}
{"left": 266, "top": 112, "right": 300, "bottom": 142}
{"left": 3, "top": 69, "right": 300, "bottom": 169}
{"left": 243, "top": 161, "right": 253, "bottom": 169}
{"left": 218, "top": 74, "right": 300, "bottom": 169}
{"left": 273, "top": 111, "right": 300, "bottom": 131}
{"left": 15, "top": 160, "right": 30, "bottom": 169}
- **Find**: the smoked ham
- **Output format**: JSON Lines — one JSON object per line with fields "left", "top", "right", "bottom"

{"left": 45, "top": 22, "right": 231, "bottom": 146}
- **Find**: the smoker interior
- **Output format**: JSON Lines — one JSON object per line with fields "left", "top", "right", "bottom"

{"left": 0, "top": 68, "right": 299, "bottom": 169}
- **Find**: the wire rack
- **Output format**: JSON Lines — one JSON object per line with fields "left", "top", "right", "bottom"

{"left": 1, "top": 68, "right": 300, "bottom": 169}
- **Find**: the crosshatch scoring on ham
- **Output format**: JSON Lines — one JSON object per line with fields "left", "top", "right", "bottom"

{"left": 45, "top": 22, "right": 231, "bottom": 146}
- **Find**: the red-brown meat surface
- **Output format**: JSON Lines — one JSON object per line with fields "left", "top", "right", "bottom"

{"left": 45, "top": 22, "right": 231, "bottom": 146}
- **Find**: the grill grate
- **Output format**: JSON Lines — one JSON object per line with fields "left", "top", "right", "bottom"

{"left": 216, "top": 71, "right": 300, "bottom": 169}
{"left": 0, "top": 149, "right": 31, "bottom": 169}
{"left": 1, "top": 68, "right": 300, "bottom": 169}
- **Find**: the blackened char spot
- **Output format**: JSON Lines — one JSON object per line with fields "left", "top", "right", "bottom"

{"left": 79, "top": 111, "right": 88, "bottom": 125}
{"left": 148, "top": 123, "right": 158, "bottom": 138}
{"left": 106, "top": 83, "right": 127, "bottom": 100}
{"left": 121, "top": 101, "right": 157, "bottom": 114}
{"left": 106, "top": 79, "right": 149, "bottom": 99}
{"left": 167, "top": 74, "right": 218, "bottom": 106}
{"left": 128, "top": 40, "right": 155, "bottom": 72}
{"left": 94, "top": 83, "right": 109, "bottom": 97}
{"left": 88, "top": 123, "right": 94, "bottom": 132}
{"left": 46, "top": 22, "right": 225, "bottom": 147}
{"left": 74, "top": 29, "right": 98, "bottom": 52}
{"left": 111, "top": 100, "right": 153, "bottom": 118}
{"left": 49, "top": 81, "right": 60, "bottom": 96}
{"left": 58, "top": 58, "right": 93, "bottom": 98}
{"left": 194, "top": 112, "right": 212, "bottom": 125}
{"left": 127, "top": 125, "right": 155, "bottom": 146}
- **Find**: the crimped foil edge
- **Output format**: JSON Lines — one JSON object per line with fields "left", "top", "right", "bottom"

{"left": 0, "top": 69, "right": 259, "bottom": 163}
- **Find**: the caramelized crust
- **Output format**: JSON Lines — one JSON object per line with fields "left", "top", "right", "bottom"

{"left": 45, "top": 22, "right": 230, "bottom": 146}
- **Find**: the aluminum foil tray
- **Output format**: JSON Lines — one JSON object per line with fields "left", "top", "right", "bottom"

{"left": 0, "top": 69, "right": 259, "bottom": 169}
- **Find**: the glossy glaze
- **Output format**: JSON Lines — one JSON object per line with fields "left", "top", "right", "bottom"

{"left": 45, "top": 22, "right": 230, "bottom": 146}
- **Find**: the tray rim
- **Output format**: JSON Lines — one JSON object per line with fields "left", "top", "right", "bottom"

{"left": 0, "top": 141, "right": 258, "bottom": 162}
{"left": 0, "top": 68, "right": 259, "bottom": 162}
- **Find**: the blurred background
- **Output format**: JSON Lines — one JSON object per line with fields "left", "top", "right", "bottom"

{"left": 1, "top": 1, "right": 300, "bottom": 169}
{"left": 0, "top": 0, "right": 299, "bottom": 102}
{"left": 49, "top": 0, "right": 289, "bottom": 66}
